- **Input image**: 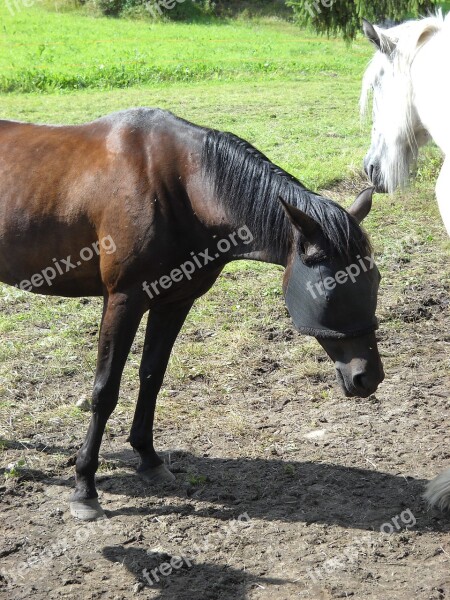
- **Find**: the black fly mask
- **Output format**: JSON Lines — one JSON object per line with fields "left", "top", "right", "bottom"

{"left": 284, "top": 252, "right": 380, "bottom": 339}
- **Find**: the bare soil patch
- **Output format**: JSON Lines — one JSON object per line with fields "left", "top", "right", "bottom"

{"left": 1, "top": 189, "right": 449, "bottom": 600}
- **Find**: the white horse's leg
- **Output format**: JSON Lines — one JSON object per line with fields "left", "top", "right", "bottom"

{"left": 436, "top": 157, "right": 450, "bottom": 237}
{"left": 424, "top": 159, "right": 450, "bottom": 510}
{"left": 424, "top": 468, "right": 450, "bottom": 510}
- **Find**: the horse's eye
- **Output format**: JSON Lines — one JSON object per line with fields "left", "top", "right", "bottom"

{"left": 301, "top": 249, "right": 327, "bottom": 266}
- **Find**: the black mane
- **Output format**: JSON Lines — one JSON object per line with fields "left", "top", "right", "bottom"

{"left": 201, "top": 130, "right": 371, "bottom": 261}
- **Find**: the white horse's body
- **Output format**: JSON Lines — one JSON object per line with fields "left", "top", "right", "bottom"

{"left": 412, "top": 19, "right": 450, "bottom": 233}
{"left": 362, "top": 14, "right": 450, "bottom": 511}
{"left": 361, "top": 13, "right": 450, "bottom": 235}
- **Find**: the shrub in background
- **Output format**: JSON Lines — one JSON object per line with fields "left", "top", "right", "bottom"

{"left": 287, "top": 0, "right": 439, "bottom": 41}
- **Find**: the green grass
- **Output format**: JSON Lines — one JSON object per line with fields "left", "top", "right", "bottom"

{"left": 0, "top": 6, "right": 448, "bottom": 457}
{"left": 0, "top": 77, "right": 374, "bottom": 189}
{"left": 0, "top": 2, "right": 373, "bottom": 92}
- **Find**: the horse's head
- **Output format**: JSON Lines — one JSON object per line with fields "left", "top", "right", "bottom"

{"left": 280, "top": 187, "right": 384, "bottom": 398}
{"left": 361, "top": 19, "right": 433, "bottom": 193}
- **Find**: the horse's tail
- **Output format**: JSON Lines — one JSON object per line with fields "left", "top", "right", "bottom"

{"left": 423, "top": 468, "right": 450, "bottom": 510}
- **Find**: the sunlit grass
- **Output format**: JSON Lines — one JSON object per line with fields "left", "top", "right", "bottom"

{"left": 0, "top": 9, "right": 448, "bottom": 460}
{"left": 0, "top": 2, "right": 372, "bottom": 92}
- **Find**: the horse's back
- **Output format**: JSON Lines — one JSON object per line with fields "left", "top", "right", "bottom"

{"left": 0, "top": 108, "right": 205, "bottom": 296}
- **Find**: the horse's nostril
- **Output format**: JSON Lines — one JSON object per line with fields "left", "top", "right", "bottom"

{"left": 367, "top": 164, "right": 375, "bottom": 181}
{"left": 352, "top": 372, "right": 365, "bottom": 391}
{"left": 352, "top": 371, "right": 382, "bottom": 396}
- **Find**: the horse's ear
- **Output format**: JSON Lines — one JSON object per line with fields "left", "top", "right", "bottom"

{"left": 362, "top": 19, "right": 381, "bottom": 49}
{"left": 278, "top": 196, "right": 320, "bottom": 239}
{"left": 362, "top": 19, "right": 396, "bottom": 55}
{"left": 347, "top": 187, "right": 374, "bottom": 224}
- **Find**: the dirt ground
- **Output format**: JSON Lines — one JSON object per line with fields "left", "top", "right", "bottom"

{"left": 0, "top": 187, "right": 449, "bottom": 600}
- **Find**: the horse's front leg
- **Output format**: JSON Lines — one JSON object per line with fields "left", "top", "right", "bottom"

{"left": 425, "top": 157, "right": 450, "bottom": 509}
{"left": 436, "top": 155, "right": 450, "bottom": 237}
{"left": 70, "top": 291, "right": 145, "bottom": 520}
{"left": 129, "top": 303, "right": 193, "bottom": 483}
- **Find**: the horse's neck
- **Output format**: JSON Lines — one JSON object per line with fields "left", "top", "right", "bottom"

{"left": 411, "top": 31, "right": 450, "bottom": 156}
{"left": 220, "top": 204, "right": 290, "bottom": 267}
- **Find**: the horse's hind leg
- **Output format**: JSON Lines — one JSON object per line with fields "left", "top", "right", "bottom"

{"left": 70, "top": 291, "right": 145, "bottom": 520}
{"left": 436, "top": 156, "right": 450, "bottom": 237}
{"left": 129, "top": 303, "right": 193, "bottom": 483}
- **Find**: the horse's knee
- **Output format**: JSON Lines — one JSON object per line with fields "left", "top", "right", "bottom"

{"left": 139, "top": 365, "right": 153, "bottom": 386}
{"left": 91, "top": 380, "right": 119, "bottom": 416}
{"left": 139, "top": 364, "right": 165, "bottom": 391}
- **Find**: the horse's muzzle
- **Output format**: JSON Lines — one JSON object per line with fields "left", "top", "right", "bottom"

{"left": 319, "top": 332, "right": 385, "bottom": 398}
{"left": 364, "top": 161, "right": 387, "bottom": 194}
{"left": 335, "top": 362, "right": 385, "bottom": 398}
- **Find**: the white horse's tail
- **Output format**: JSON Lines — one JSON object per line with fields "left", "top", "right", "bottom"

{"left": 423, "top": 468, "right": 450, "bottom": 510}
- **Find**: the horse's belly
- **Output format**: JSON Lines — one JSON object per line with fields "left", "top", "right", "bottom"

{"left": 0, "top": 218, "right": 104, "bottom": 297}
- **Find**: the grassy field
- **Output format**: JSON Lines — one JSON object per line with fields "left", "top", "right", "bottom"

{"left": 0, "top": 1, "right": 373, "bottom": 92}
{"left": 0, "top": 8, "right": 449, "bottom": 599}
{"left": 0, "top": 3, "right": 448, "bottom": 441}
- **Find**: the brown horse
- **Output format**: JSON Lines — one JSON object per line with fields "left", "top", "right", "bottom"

{"left": 0, "top": 108, "right": 384, "bottom": 520}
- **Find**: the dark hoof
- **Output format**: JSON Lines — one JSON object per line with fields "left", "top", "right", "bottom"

{"left": 69, "top": 498, "right": 105, "bottom": 521}
{"left": 138, "top": 463, "right": 176, "bottom": 484}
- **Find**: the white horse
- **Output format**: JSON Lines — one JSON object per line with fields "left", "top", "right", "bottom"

{"left": 361, "top": 13, "right": 450, "bottom": 511}
{"left": 361, "top": 12, "right": 450, "bottom": 236}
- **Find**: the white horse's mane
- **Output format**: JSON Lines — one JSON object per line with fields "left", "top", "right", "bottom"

{"left": 360, "top": 11, "right": 448, "bottom": 191}
{"left": 361, "top": 11, "right": 447, "bottom": 116}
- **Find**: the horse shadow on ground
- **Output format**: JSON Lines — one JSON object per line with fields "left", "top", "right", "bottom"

{"left": 0, "top": 438, "right": 75, "bottom": 456}
{"left": 5, "top": 446, "right": 449, "bottom": 533}
{"left": 95, "top": 450, "right": 449, "bottom": 533}
{"left": 102, "top": 546, "right": 285, "bottom": 600}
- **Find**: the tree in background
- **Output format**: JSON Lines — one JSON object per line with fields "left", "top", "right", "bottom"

{"left": 287, "top": 0, "right": 439, "bottom": 41}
